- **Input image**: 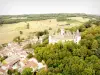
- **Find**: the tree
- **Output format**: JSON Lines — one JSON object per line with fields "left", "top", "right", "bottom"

{"left": 44, "top": 30, "right": 49, "bottom": 35}
{"left": 2, "top": 43, "right": 8, "bottom": 47}
{"left": 92, "top": 40, "right": 98, "bottom": 50}
{"left": 95, "top": 70, "right": 100, "bottom": 75}
{"left": 36, "top": 31, "right": 44, "bottom": 39}
{"left": 26, "top": 23, "right": 30, "bottom": 29}
{"left": 0, "top": 56, "right": 7, "bottom": 62}
{"left": 7, "top": 69, "right": 13, "bottom": 75}
{"left": 85, "top": 55, "right": 99, "bottom": 64}
{"left": 27, "top": 53, "right": 34, "bottom": 59}
{"left": 36, "top": 69, "right": 47, "bottom": 75}
{"left": 19, "top": 31, "right": 23, "bottom": 35}
{"left": 23, "top": 43, "right": 32, "bottom": 49}
{"left": 49, "top": 27, "right": 52, "bottom": 30}
{"left": 13, "top": 69, "right": 21, "bottom": 75}
{"left": 96, "top": 48, "right": 100, "bottom": 58}
{"left": 79, "top": 46, "right": 88, "bottom": 58}
{"left": 57, "top": 28, "right": 60, "bottom": 33}
{"left": 0, "top": 45, "right": 2, "bottom": 50}
{"left": 84, "top": 21, "right": 92, "bottom": 28}
{"left": 22, "top": 68, "right": 33, "bottom": 75}
{"left": 13, "top": 36, "right": 22, "bottom": 44}
{"left": 78, "top": 25, "right": 86, "bottom": 32}
{"left": 82, "top": 68, "right": 95, "bottom": 75}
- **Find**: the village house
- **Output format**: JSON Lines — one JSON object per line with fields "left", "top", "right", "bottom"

{"left": 0, "top": 55, "right": 20, "bottom": 72}
{"left": 0, "top": 42, "right": 46, "bottom": 74}
{"left": 0, "top": 57, "right": 47, "bottom": 74}
{"left": 18, "top": 58, "right": 47, "bottom": 72}
{"left": 0, "top": 42, "right": 27, "bottom": 58}
{"left": 49, "top": 29, "right": 81, "bottom": 44}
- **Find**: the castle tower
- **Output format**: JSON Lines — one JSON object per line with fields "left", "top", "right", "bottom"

{"left": 74, "top": 30, "right": 81, "bottom": 44}
{"left": 61, "top": 29, "right": 65, "bottom": 36}
{"left": 49, "top": 36, "right": 52, "bottom": 44}
{"left": 76, "top": 30, "right": 80, "bottom": 36}
{"left": 39, "top": 37, "right": 43, "bottom": 44}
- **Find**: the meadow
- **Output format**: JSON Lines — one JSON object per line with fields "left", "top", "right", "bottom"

{"left": 0, "top": 17, "right": 89, "bottom": 44}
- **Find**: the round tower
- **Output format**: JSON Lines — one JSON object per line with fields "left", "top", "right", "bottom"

{"left": 74, "top": 30, "right": 81, "bottom": 44}
{"left": 49, "top": 36, "right": 52, "bottom": 44}
{"left": 61, "top": 28, "right": 65, "bottom": 36}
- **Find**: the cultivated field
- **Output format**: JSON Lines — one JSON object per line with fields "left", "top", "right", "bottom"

{"left": 0, "top": 17, "right": 90, "bottom": 44}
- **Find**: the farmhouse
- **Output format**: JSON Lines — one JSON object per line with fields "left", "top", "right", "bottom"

{"left": 49, "top": 29, "right": 81, "bottom": 44}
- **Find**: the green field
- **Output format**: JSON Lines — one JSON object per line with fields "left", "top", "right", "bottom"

{"left": 0, "top": 17, "right": 90, "bottom": 44}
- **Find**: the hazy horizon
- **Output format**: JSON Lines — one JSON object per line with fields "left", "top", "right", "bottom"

{"left": 0, "top": 0, "right": 100, "bottom": 15}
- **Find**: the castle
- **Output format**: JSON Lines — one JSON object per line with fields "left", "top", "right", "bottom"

{"left": 49, "top": 29, "right": 81, "bottom": 44}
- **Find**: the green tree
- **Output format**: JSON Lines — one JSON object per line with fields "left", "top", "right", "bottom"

{"left": 13, "top": 69, "right": 21, "bottom": 75}
{"left": 44, "top": 30, "right": 49, "bottom": 34}
{"left": 13, "top": 36, "right": 22, "bottom": 44}
{"left": 79, "top": 46, "right": 88, "bottom": 58}
{"left": 57, "top": 28, "right": 60, "bottom": 33}
{"left": 82, "top": 68, "right": 95, "bottom": 75}
{"left": 22, "top": 68, "right": 33, "bottom": 75}
{"left": 19, "top": 31, "right": 23, "bottom": 35}
{"left": 7, "top": 69, "right": 13, "bottom": 75}
{"left": 84, "top": 21, "right": 92, "bottom": 28}
{"left": 36, "top": 31, "right": 44, "bottom": 39}
{"left": 36, "top": 69, "right": 47, "bottom": 75}
{"left": 96, "top": 48, "right": 100, "bottom": 58}
{"left": 92, "top": 40, "right": 98, "bottom": 50}
{"left": 26, "top": 23, "right": 30, "bottom": 29}
{"left": 49, "top": 27, "right": 52, "bottom": 30}
{"left": 0, "top": 45, "right": 2, "bottom": 50}
{"left": 27, "top": 53, "right": 34, "bottom": 59}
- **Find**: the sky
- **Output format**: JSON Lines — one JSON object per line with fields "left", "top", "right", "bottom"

{"left": 0, "top": 0, "right": 100, "bottom": 15}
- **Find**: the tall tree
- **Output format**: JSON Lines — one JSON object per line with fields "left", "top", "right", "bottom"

{"left": 26, "top": 23, "right": 30, "bottom": 29}
{"left": 92, "top": 40, "right": 98, "bottom": 50}
{"left": 22, "top": 68, "right": 33, "bottom": 75}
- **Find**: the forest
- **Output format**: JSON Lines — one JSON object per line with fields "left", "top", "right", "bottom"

{"left": 33, "top": 20, "right": 100, "bottom": 75}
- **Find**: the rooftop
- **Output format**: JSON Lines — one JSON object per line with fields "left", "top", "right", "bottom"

{"left": 5, "top": 55, "right": 20, "bottom": 65}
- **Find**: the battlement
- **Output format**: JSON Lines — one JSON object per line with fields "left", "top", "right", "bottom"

{"left": 49, "top": 29, "right": 81, "bottom": 44}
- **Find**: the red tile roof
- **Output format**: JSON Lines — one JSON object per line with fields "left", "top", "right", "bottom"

{"left": 24, "top": 61, "right": 38, "bottom": 68}
{"left": 0, "top": 68, "right": 5, "bottom": 73}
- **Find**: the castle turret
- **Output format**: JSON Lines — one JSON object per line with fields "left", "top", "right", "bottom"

{"left": 76, "top": 30, "right": 80, "bottom": 36}
{"left": 61, "top": 29, "right": 65, "bottom": 36}
{"left": 39, "top": 37, "right": 43, "bottom": 44}
{"left": 74, "top": 30, "right": 81, "bottom": 44}
{"left": 49, "top": 36, "right": 52, "bottom": 44}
